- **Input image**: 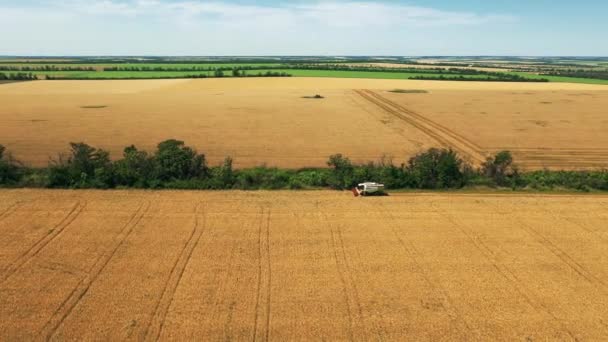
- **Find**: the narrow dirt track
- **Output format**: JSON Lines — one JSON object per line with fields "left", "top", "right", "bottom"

{"left": 357, "top": 89, "right": 608, "bottom": 170}
{"left": 0, "top": 190, "right": 607, "bottom": 341}
{"left": 355, "top": 89, "right": 487, "bottom": 164}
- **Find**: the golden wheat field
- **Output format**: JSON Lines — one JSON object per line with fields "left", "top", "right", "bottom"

{"left": 1, "top": 78, "right": 608, "bottom": 169}
{"left": 0, "top": 190, "right": 607, "bottom": 340}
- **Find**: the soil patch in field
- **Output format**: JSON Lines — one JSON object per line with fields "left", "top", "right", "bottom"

{"left": 80, "top": 105, "right": 108, "bottom": 109}
{"left": 389, "top": 89, "right": 429, "bottom": 93}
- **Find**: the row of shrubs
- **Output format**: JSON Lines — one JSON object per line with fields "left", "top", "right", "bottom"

{"left": 0, "top": 72, "right": 37, "bottom": 81}
{"left": 100, "top": 64, "right": 480, "bottom": 75}
{"left": 0, "top": 66, "right": 96, "bottom": 72}
{"left": 542, "top": 70, "right": 608, "bottom": 80}
{"left": 1, "top": 141, "right": 607, "bottom": 191}
{"left": 409, "top": 74, "right": 549, "bottom": 82}
{"left": 43, "top": 71, "right": 292, "bottom": 80}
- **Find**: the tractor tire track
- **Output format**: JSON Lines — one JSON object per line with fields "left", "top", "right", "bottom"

{"left": 252, "top": 207, "right": 273, "bottom": 342}
{"left": 252, "top": 206, "right": 264, "bottom": 342}
{"left": 430, "top": 201, "right": 578, "bottom": 340}
{"left": 198, "top": 203, "right": 257, "bottom": 339}
{"left": 540, "top": 205, "right": 608, "bottom": 243}
{"left": 488, "top": 148, "right": 608, "bottom": 169}
{"left": 375, "top": 201, "right": 478, "bottom": 340}
{"left": 355, "top": 90, "right": 452, "bottom": 151}
{"left": 486, "top": 200, "right": 608, "bottom": 294}
{"left": 0, "top": 201, "right": 21, "bottom": 224}
{"left": 144, "top": 203, "right": 207, "bottom": 342}
{"left": 319, "top": 208, "right": 357, "bottom": 342}
{"left": 487, "top": 201, "right": 608, "bottom": 291}
{"left": 365, "top": 90, "right": 485, "bottom": 154}
{"left": 0, "top": 200, "right": 86, "bottom": 285}
{"left": 264, "top": 209, "right": 272, "bottom": 342}
{"left": 347, "top": 199, "right": 389, "bottom": 341}
{"left": 37, "top": 201, "right": 150, "bottom": 341}
{"left": 335, "top": 223, "right": 365, "bottom": 322}
{"left": 206, "top": 228, "right": 239, "bottom": 339}
{"left": 518, "top": 216, "right": 605, "bottom": 287}
{"left": 355, "top": 89, "right": 486, "bottom": 164}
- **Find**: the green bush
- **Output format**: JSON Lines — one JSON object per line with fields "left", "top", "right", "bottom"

{"left": 327, "top": 154, "right": 355, "bottom": 189}
{"left": 48, "top": 142, "right": 113, "bottom": 188}
{"left": 153, "top": 139, "right": 207, "bottom": 181}
{"left": 0, "top": 145, "right": 23, "bottom": 186}
{"left": 2, "top": 141, "right": 608, "bottom": 192}
{"left": 481, "top": 151, "right": 521, "bottom": 187}
{"left": 290, "top": 169, "right": 329, "bottom": 188}
{"left": 407, "top": 148, "right": 467, "bottom": 188}
{"left": 521, "top": 170, "right": 608, "bottom": 191}
{"left": 234, "top": 167, "right": 292, "bottom": 190}
{"left": 113, "top": 145, "right": 154, "bottom": 187}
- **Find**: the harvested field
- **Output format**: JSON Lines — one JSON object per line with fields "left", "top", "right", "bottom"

{"left": 1, "top": 190, "right": 608, "bottom": 340}
{"left": 1, "top": 78, "right": 608, "bottom": 169}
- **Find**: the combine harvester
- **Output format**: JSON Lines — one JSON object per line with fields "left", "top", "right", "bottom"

{"left": 352, "top": 182, "right": 385, "bottom": 197}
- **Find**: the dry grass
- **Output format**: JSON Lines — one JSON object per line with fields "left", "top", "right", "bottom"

{"left": 0, "top": 190, "right": 607, "bottom": 340}
{"left": 1, "top": 78, "right": 608, "bottom": 169}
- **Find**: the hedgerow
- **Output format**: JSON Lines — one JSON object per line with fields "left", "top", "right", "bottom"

{"left": 1, "top": 141, "right": 607, "bottom": 191}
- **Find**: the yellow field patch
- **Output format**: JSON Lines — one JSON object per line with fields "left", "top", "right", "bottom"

{"left": 1, "top": 78, "right": 608, "bottom": 169}
{"left": 0, "top": 190, "right": 607, "bottom": 340}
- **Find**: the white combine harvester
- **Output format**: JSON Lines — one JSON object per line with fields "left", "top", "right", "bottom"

{"left": 352, "top": 182, "right": 385, "bottom": 197}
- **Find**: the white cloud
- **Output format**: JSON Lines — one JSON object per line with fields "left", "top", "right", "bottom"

{"left": 295, "top": 2, "right": 512, "bottom": 28}
{"left": 46, "top": 0, "right": 512, "bottom": 26}
{"left": 0, "top": 1, "right": 517, "bottom": 55}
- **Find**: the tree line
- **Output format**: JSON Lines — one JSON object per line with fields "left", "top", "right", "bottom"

{"left": 0, "top": 72, "right": 37, "bottom": 81}
{"left": 44, "top": 71, "right": 291, "bottom": 80}
{"left": 542, "top": 69, "right": 608, "bottom": 80}
{"left": 100, "top": 64, "right": 547, "bottom": 82}
{"left": 1, "top": 141, "right": 607, "bottom": 191}
{"left": 0, "top": 66, "right": 95, "bottom": 72}
{"left": 289, "top": 64, "right": 504, "bottom": 75}
{"left": 103, "top": 64, "right": 513, "bottom": 77}
{"left": 409, "top": 74, "right": 549, "bottom": 82}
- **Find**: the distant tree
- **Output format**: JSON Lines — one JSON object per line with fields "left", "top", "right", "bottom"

{"left": 0, "top": 145, "right": 22, "bottom": 185}
{"left": 217, "top": 157, "right": 235, "bottom": 187}
{"left": 327, "top": 154, "right": 355, "bottom": 189}
{"left": 48, "top": 142, "right": 113, "bottom": 188}
{"left": 407, "top": 148, "right": 467, "bottom": 188}
{"left": 153, "top": 139, "right": 207, "bottom": 181}
{"left": 113, "top": 145, "right": 154, "bottom": 187}
{"left": 481, "top": 151, "right": 520, "bottom": 187}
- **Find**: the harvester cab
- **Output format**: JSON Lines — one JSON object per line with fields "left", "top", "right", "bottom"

{"left": 352, "top": 182, "right": 385, "bottom": 197}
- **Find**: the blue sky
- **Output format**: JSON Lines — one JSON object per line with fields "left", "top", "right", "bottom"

{"left": 1, "top": 0, "right": 606, "bottom": 56}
